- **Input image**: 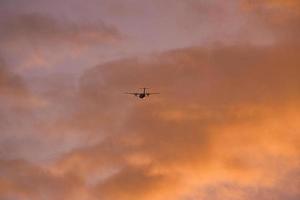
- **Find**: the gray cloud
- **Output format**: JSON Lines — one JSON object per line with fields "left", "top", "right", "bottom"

{"left": 0, "top": 159, "right": 87, "bottom": 200}
{"left": 0, "top": 13, "right": 121, "bottom": 46}
{"left": 0, "top": 58, "right": 28, "bottom": 97}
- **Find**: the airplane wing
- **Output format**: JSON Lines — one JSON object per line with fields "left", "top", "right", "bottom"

{"left": 125, "top": 92, "right": 140, "bottom": 96}
{"left": 146, "top": 93, "right": 160, "bottom": 96}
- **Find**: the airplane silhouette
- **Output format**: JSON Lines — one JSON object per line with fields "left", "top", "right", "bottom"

{"left": 125, "top": 88, "right": 159, "bottom": 99}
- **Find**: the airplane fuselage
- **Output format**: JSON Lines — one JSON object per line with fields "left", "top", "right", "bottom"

{"left": 139, "top": 93, "right": 146, "bottom": 98}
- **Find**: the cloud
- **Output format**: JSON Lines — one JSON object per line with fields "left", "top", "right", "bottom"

{"left": 0, "top": 12, "right": 123, "bottom": 73}
{"left": 0, "top": 159, "right": 93, "bottom": 200}
{"left": 0, "top": 58, "right": 28, "bottom": 98}
{"left": 0, "top": 58, "right": 84, "bottom": 163}
{"left": 0, "top": 13, "right": 121, "bottom": 47}
{"left": 79, "top": 44, "right": 300, "bottom": 107}
{"left": 0, "top": 59, "right": 47, "bottom": 161}
{"left": 93, "top": 166, "right": 179, "bottom": 200}
{"left": 242, "top": 0, "right": 300, "bottom": 43}
{"left": 47, "top": 42, "right": 300, "bottom": 199}
{"left": 0, "top": 1, "right": 299, "bottom": 200}
{"left": 0, "top": 57, "right": 47, "bottom": 109}
{"left": 1, "top": 48, "right": 299, "bottom": 199}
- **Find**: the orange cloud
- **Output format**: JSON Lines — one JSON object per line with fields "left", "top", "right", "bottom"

{"left": 242, "top": 0, "right": 300, "bottom": 38}
{"left": 43, "top": 42, "right": 300, "bottom": 199}
{"left": 2, "top": 40, "right": 299, "bottom": 199}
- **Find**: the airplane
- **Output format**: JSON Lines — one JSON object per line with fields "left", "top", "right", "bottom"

{"left": 125, "top": 88, "right": 159, "bottom": 99}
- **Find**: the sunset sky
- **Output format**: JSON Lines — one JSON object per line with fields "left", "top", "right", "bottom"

{"left": 0, "top": 0, "right": 299, "bottom": 200}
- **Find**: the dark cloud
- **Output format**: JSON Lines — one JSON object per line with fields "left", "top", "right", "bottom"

{"left": 0, "top": 12, "right": 123, "bottom": 74}
{"left": 0, "top": 159, "right": 87, "bottom": 200}
{"left": 0, "top": 59, "right": 44, "bottom": 161}
{"left": 0, "top": 13, "right": 122, "bottom": 47}
{"left": 0, "top": 58, "right": 28, "bottom": 97}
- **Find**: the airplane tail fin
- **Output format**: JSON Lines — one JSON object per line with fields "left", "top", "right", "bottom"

{"left": 140, "top": 87, "right": 149, "bottom": 93}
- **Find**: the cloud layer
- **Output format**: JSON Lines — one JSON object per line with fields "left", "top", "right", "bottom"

{"left": 56, "top": 42, "right": 299, "bottom": 200}
{"left": 0, "top": 0, "right": 299, "bottom": 200}
{"left": 0, "top": 13, "right": 121, "bottom": 46}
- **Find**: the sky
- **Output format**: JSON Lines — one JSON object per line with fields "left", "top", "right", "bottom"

{"left": 0, "top": 0, "right": 299, "bottom": 199}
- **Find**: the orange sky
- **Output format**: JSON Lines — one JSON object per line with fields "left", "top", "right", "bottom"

{"left": 0, "top": 0, "right": 299, "bottom": 200}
